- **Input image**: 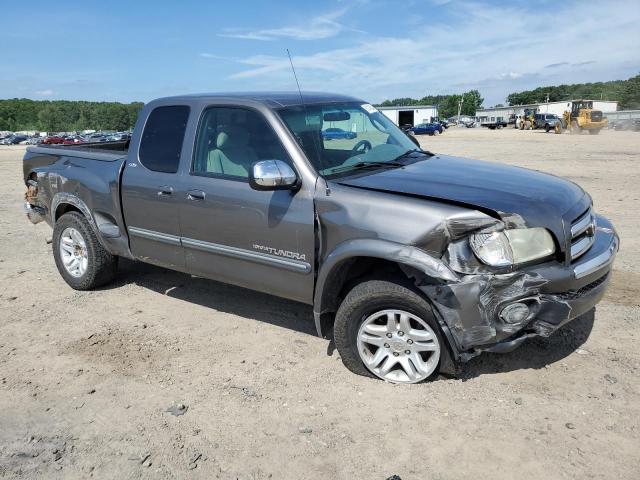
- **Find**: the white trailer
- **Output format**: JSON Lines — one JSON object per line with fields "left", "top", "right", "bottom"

{"left": 377, "top": 105, "right": 439, "bottom": 127}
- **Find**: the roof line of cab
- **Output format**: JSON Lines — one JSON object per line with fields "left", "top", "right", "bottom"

{"left": 150, "top": 91, "right": 365, "bottom": 108}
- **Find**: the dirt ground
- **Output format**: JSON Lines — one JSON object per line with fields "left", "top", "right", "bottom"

{"left": 1, "top": 127, "right": 639, "bottom": 479}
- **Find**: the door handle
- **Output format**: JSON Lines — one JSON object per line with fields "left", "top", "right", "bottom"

{"left": 157, "top": 185, "right": 173, "bottom": 196}
{"left": 187, "top": 190, "right": 206, "bottom": 201}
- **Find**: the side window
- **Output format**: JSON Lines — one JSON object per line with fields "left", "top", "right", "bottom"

{"left": 139, "top": 105, "right": 190, "bottom": 173}
{"left": 192, "top": 107, "right": 292, "bottom": 179}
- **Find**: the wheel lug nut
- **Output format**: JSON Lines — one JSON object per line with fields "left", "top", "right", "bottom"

{"left": 407, "top": 339, "right": 413, "bottom": 344}
{"left": 384, "top": 343, "right": 390, "bottom": 348}
{"left": 393, "top": 352, "right": 399, "bottom": 357}
{"left": 386, "top": 333, "right": 393, "bottom": 338}
{"left": 398, "top": 331, "right": 404, "bottom": 336}
{"left": 405, "top": 350, "right": 411, "bottom": 355}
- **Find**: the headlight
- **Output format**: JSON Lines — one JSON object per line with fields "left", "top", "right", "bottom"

{"left": 470, "top": 228, "right": 555, "bottom": 266}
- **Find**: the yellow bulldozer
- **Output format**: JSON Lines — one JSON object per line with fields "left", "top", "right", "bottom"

{"left": 564, "top": 100, "right": 608, "bottom": 135}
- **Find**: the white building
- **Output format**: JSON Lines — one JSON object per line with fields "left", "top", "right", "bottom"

{"left": 476, "top": 100, "right": 618, "bottom": 124}
{"left": 377, "top": 105, "right": 439, "bottom": 127}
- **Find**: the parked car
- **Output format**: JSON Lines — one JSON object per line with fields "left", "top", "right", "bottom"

{"left": 408, "top": 123, "right": 443, "bottom": 135}
{"left": 26, "top": 136, "right": 43, "bottom": 145}
{"left": 62, "top": 136, "right": 85, "bottom": 145}
{"left": 0, "top": 134, "right": 28, "bottom": 145}
{"left": 42, "top": 135, "right": 65, "bottom": 145}
{"left": 23, "top": 92, "right": 618, "bottom": 384}
{"left": 321, "top": 128, "right": 357, "bottom": 140}
{"left": 430, "top": 118, "right": 449, "bottom": 130}
{"left": 534, "top": 113, "right": 565, "bottom": 133}
{"left": 84, "top": 133, "right": 108, "bottom": 143}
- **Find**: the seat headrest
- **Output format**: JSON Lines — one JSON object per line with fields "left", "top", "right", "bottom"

{"left": 216, "top": 126, "right": 249, "bottom": 150}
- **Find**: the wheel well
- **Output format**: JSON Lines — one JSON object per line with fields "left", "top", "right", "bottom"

{"left": 55, "top": 203, "right": 82, "bottom": 221}
{"left": 319, "top": 257, "right": 406, "bottom": 317}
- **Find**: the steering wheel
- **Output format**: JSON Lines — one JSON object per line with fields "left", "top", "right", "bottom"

{"left": 351, "top": 140, "right": 372, "bottom": 153}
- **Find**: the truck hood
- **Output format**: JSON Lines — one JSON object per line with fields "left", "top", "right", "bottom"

{"left": 336, "top": 154, "right": 590, "bottom": 243}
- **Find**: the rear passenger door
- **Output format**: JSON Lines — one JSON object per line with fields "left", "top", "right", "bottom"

{"left": 121, "top": 105, "right": 190, "bottom": 270}
{"left": 178, "top": 106, "right": 316, "bottom": 304}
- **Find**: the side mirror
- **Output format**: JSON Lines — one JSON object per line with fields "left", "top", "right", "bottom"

{"left": 249, "top": 160, "right": 298, "bottom": 191}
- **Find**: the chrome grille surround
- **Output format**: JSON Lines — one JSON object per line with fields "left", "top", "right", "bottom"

{"left": 570, "top": 208, "right": 595, "bottom": 262}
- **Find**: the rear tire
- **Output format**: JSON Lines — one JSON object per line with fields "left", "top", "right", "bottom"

{"left": 53, "top": 212, "right": 118, "bottom": 290}
{"left": 334, "top": 278, "right": 450, "bottom": 383}
{"left": 589, "top": 129, "right": 600, "bottom": 135}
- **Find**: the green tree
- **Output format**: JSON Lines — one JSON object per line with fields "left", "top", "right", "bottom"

{"left": 0, "top": 98, "right": 145, "bottom": 132}
{"left": 460, "top": 90, "right": 484, "bottom": 116}
{"left": 38, "top": 105, "right": 65, "bottom": 132}
{"left": 506, "top": 74, "right": 638, "bottom": 106}
{"left": 620, "top": 74, "right": 640, "bottom": 109}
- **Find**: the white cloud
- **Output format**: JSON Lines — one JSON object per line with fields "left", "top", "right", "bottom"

{"left": 218, "top": 9, "right": 350, "bottom": 41}
{"left": 499, "top": 72, "right": 523, "bottom": 80}
{"left": 225, "top": 0, "right": 640, "bottom": 105}
{"left": 34, "top": 89, "right": 53, "bottom": 96}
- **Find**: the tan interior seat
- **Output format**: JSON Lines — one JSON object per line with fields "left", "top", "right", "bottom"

{"left": 207, "top": 126, "right": 258, "bottom": 177}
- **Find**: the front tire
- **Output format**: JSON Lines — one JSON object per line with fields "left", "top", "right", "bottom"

{"left": 53, "top": 212, "right": 118, "bottom": 290}
{"left": 334, "top": 279, "right": 449, "bottom": 383}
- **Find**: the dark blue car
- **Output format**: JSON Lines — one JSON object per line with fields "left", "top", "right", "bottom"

{"left": 322, "top": 127, "right": 357, "bottom": 140}
{"left": 408, "top": 123, "right": 443, "bottom": 136}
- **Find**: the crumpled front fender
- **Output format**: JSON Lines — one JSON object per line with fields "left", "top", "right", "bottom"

{"left": 313, "top": 238, "right": 460, "bottom": 337}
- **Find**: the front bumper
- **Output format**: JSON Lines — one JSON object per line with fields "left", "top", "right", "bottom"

{"left": 422, "top": 215, "right": 619, "bottom": 358}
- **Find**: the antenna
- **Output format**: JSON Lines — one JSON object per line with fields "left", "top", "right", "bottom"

{"left": 287, "top": 49, "right": 304, "bottom": 105}
{"left": 286, "top": 49, "right": 322, "bottom": 166}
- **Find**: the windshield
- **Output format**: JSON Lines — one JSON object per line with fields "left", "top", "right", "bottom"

{"left": 277, "top": 102, "right": 419, "bottom": 177}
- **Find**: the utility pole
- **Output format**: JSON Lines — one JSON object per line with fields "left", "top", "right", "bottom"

{"left": 457, "top": 93, "right": 464, "bottom": 123}
{"left": 545, "top": 93, "right": 550, "bottom": 113}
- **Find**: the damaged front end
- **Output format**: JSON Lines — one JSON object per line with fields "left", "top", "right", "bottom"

{"left": 410, "top": 212, "right": 619, "bottom": 362}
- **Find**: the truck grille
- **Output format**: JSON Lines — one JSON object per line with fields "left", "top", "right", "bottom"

{"left": 570, "top": 208, "right": 595, "bottom": 262}
{"left": 591, "top": 111, "right": 603, "bottom": 122}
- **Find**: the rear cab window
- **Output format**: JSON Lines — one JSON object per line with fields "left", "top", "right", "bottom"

{"left": 139, "top": 105, "right": 190, "bottom": 173}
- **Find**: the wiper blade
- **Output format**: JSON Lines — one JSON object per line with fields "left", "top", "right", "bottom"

{"left": 391, "top": 148, "right": 434, "bottom": 162}
{"left": 329, "top": 161, "right": 404, "bottom": 175}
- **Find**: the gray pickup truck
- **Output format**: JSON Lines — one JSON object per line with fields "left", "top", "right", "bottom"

{"left": 23, "top": 92, "right": 618, "bottom": 384}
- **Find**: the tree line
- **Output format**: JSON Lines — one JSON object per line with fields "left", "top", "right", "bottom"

{"left": 376, "top": 90, "right": 484, "bottom": 118}
{"left": 507, "top": 74, "right": 640, "bottom": 109}
{"left": 0, "top": 99, "right": 144, "bottom": 132}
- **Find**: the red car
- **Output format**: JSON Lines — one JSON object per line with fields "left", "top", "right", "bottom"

{"left": 42, "top": 135, "right": 64, "bottom": 145}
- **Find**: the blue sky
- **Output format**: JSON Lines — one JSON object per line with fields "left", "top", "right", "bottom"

{"left": 1, "top": 0, "right": 638, "bottom": 106}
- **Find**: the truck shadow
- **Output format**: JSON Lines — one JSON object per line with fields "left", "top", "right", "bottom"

{"left": 105, "top": 259, "right": 596, "bottom": 377}
{"left": 459, "top": 309, "right": 595, "bottom": 380}
{"left": 105, "top": 259, "right": 317, "bottom": 336}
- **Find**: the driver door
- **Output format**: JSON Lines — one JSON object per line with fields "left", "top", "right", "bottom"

{"left": 177, "top": 105, "right": 316, "bottom": 304}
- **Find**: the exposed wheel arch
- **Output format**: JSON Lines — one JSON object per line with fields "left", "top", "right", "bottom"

{"left": 313, "top": 239, "right": 459, "bottom": 339}
{"left": 55, "top": 202, "right": 82, "bottom": 221}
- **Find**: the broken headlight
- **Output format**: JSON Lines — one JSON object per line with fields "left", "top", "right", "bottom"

{"left": 469, "top": 228, "right": 555, "bottom": 267}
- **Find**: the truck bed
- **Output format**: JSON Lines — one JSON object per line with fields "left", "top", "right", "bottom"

{"left": 27, "top": 140, "right": 129, "bottom": 162}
